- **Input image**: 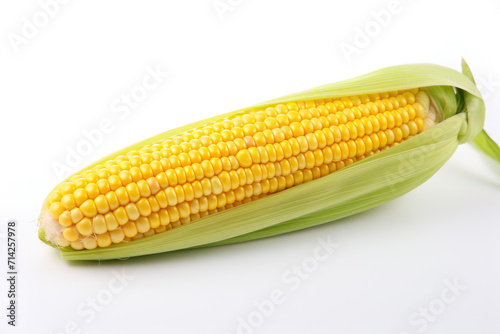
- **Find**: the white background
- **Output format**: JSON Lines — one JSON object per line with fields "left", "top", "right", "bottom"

{"left": 1, "top": 0, "right": 500, "bottom": 333}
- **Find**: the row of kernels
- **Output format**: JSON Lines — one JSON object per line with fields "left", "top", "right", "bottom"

{"left": 188, "top": 107, "right": 414, "bottom": 155}
{"left": 64, "top": 162, "right": 264, "bottom": 225}
{"left": 173, "top": 103, "right": 415, "bottom": 153}
{"left": 62, "top": 180, "right": 276, "bottom": 246}
{"left": 154, "top": 92, "right": 414, "bottom": 151}
{"left": 66, "top": 229, "right": 127, "bottom": 250}
{"left": 52, "top": 155, "right": 235, "bottom": 218}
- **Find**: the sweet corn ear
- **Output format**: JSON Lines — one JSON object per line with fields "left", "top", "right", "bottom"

{"left": 38, "top": 61, "right": 499, "bottom": 261}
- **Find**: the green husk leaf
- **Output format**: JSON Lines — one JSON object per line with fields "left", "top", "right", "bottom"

{"left": 424, "top": 85, "right": 460, "bottom": 120}
{"left": 471, "top": 130, "right": 500, "bottom": 164}
{"left": 40, "top": 62, "right": 494, "bottom": 261}
{"left": 458, "top": 59, "right": 486, "bottom": 143}
{"left": 459, "top": 59, "right": 500, "bottom": 162}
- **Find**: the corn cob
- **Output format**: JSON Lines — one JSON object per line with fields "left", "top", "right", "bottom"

{"left": 38, "top": 61, "right": 500, "bottom": 260}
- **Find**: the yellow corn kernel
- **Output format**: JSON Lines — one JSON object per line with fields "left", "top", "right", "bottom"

{"left": 83, "top": 238, "right": 97, "bottom": 250}
{"left": 110, "top": 229, "right": 125, "bottom": 244}
{"left": 76, "top": 217, "right": 93, "bottom": 237}
{"left": 70, "top": 240, "right": 84, "bottom": 250}
{"left": 80, "top": 199, "right": 97, "bottom": 217}
{"left": 63, "top": 227, "right": 79, "bottom": 242}
{"left": 96, "top": 233, "right": 112, "bottom": 248}
{"left": 49, "top": 202, "right": 64, "bottom": 219}
{"left": 58, "top": 211, "right": 72, "bottom": 227}
{"left": 135, "top": 216, "right": 150, "bottom": 234}
{"left": 93, "top": 215, "right": 107, "bottom": 234}
{"left": 123, "top": 222, "right": 138, "bottom": 238}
